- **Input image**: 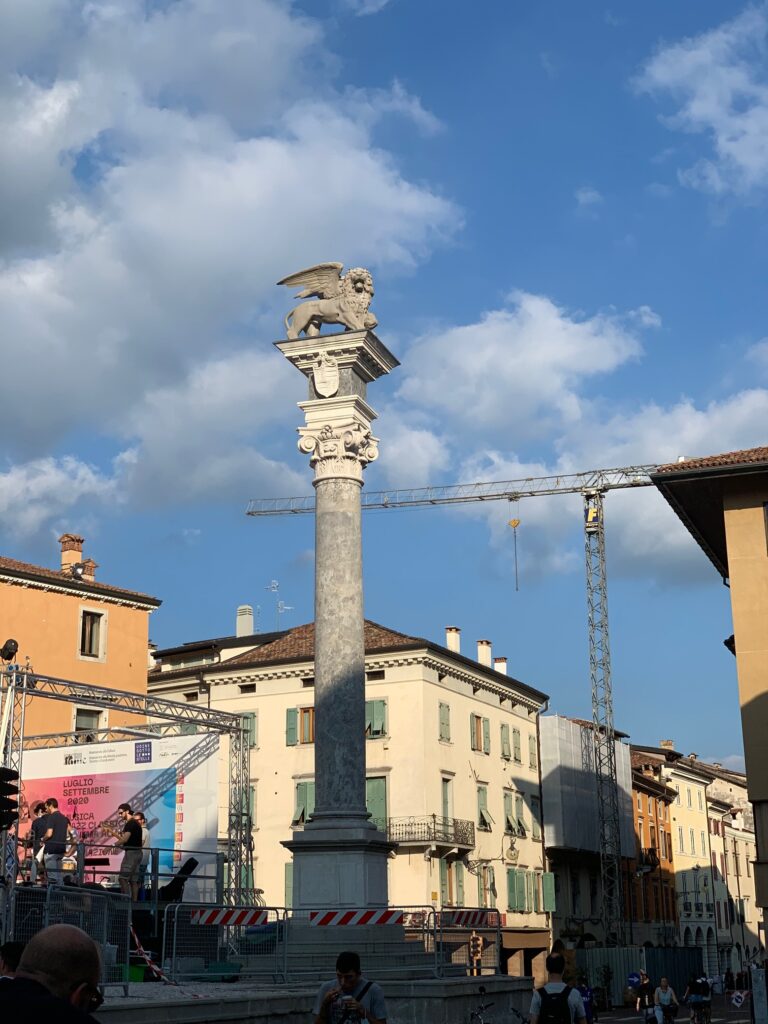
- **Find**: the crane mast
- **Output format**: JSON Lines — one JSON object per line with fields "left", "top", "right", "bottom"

{"left": 248, "top": 461, "right": 657, "bottom": 945}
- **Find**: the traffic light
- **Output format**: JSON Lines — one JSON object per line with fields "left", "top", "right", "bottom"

{"left": 469, "top": 932, "right": 483, "bottom": 961}
{"left": 0, "top": 767, "right": 19, "bottom": 830}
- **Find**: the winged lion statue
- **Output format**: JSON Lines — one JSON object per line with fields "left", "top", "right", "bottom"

{"left": 277, "top": 262, "right": 378, "bottom": 339}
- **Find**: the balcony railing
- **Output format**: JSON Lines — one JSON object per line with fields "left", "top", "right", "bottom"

{"left": 695, "top": 902, "right": 704, "bottom": 913}
{"left": 386, "top": 815, "right": 476, "bottom": 848}
{"left": 640, "top": 847, "right": 660, "bottom": 869}
{"left": 706, "top": 903, "right": 714, "bottom": 914}
{"left": 683, "top": 901, "right": 692, "bottom": 912}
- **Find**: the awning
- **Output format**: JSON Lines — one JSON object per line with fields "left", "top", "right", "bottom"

{"left": 502, "top": 928, "right": 551, "bottom": 951}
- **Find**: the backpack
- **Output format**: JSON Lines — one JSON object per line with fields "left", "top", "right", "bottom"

{"left": 537, "top": 986, "right": 573, "bottom": 1024}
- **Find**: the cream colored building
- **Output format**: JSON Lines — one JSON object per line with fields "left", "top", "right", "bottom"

{"left": 149, "top": 614, "right": 554, "bottom": 973}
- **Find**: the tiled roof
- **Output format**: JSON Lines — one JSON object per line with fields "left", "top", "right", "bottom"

{"left": 655, "top": 447, "right": 768, "bottom": 475}
{"left": 567, "top": 716, "right": 629, "bottom": 739}
{"left": 225, "top": 620, "right": 423, "bottom": 667}
{"left": 0, "top": 554, "right": 160, "bottom": 606}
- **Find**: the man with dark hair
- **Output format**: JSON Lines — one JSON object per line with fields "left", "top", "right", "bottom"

{"left": 0, "top": 941, "right": 25, "bottom": 977}
{"left": 114, "top": 803, "right": 143, "bottom": 901}
{"left": 0, "top": 924, "right": 101, "bottom": 1020}
{"left": 42, "top": 798, "right": 71, "bottom": 885}
{"left": 313, "top": 951, "right": 387, "bottom": 1024}
{"left": 28, "top": 803, "right": 48, "bottom": 883}
{"left": 530, "top": 953, "right": 587, "bottom": 1024}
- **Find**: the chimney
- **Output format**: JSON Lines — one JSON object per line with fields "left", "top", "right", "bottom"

{"left": 82, "top": 558, "right": 98, "bottom": 581}
{"left": 477, "top": 639, "right": 492, "bottom": 667}
{"left": 236, "top": 605, "right": 254, "bottom": 637}
{"left": 445, "top": 627, "right": 461, "bottom": 653}
{"left": 147, "top": 642, "right": 157, "bottom": 671}
{"left": 660, "top": 739, "right": 675, "bottom": 750}
{"left": 494, "top": 657, "right": 507, "bottom": 675}
{"left": 713, "top": 762, "right": 722, "bottom": 770}
{"left": 689, "top": 752, "right": 698, "bottom": 761}
{"left": 59, "top": 533, "right": 84, "bottom": 572}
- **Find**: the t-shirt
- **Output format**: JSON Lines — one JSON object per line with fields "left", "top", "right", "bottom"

{"left": 313, "top": 977, "right": 387, "bottom": 1024}
{"left": 530, "top": 982, "right": 587, "bottom": 1023}
{"left": 121, "top": 817, "right": 142, "bottom": 848}
{"left": 43, "top": 811, "right": 70, "bottom": 855}
{"left": 637, "top": 982, "right": 654, "bottom": 1009}
{"left": 140, "top": 826, "right": 150, "bottom": 866}
{"left": 29, "top": 814, "right": 49, "bottom": 853}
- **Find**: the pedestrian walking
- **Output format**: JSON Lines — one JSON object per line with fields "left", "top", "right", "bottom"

{"left": 636, "top": 971, "right": 655, "bottom": 1023}
{"left": 313, "top": 951, "right": 387, "bottom": 1024}
{"left": 529, "top": 953, "right": 588, "bottom": 1024}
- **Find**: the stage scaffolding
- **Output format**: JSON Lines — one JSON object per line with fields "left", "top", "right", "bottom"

{"left": 0, "top": 667, "right": 251, "bottom": 911}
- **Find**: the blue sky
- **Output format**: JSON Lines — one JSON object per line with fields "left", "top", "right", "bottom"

{"left": 2, "top": 1, "right": 767, "bottom": 769}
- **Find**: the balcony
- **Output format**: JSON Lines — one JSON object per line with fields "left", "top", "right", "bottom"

{"left": 695, "top": 902, "right": 704, "bottom": 914}
{"left": 386, "top": 815, "right": 476, "bottom": 850}
{"left": 683, "top": 901, "right": 692, "bottom": 913}
{"left": 706, "top": 902, "right": 714, "bottom": 914}
{"left": 640, "top": 847, "right": 660, "bottom": 870}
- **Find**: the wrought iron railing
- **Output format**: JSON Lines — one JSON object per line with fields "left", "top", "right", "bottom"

{"left": 385, "top": 815, "right": 475, "bottom": 847}
{"left": 640, "top": 847, "right": 659, "bottom": 869}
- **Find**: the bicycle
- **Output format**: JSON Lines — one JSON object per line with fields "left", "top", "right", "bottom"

{"left": 469, "top": 985, "right": 529, "bottom": 1024}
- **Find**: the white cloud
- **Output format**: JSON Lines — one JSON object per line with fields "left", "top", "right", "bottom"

{"left": 636, "top": 6, "right": 768, "bottom": 196}
{"left": 0, "top": 456, "right": 115, "bottom": 539}
{"left": 575, "top": 186, "right": 603, "bottom": 209}
{"left": 747, "top": 337, "right": 768, "bottom": 372}
{"left": 396, "top": 291, "right": 644, "bottom": 439}
{"left": 342, "top": 0, "right": 393, "bottom": 15}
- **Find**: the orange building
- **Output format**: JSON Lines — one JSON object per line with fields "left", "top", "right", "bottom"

{"left": 625, "top": 748, "right": 678, "bottom": 946}
{"left": 0, "top": 534, "right": 161, "bottom": 737}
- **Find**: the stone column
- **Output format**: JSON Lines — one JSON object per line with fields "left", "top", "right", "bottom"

{"left": 278, "top": 330, "right": 399, "bottom": 908}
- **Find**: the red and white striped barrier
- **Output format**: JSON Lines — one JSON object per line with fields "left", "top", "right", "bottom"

{"left": 309, "top": 909, "right": 404, "bottom": 927}
{"left": 190, "top": 907, "right": 270, "bottom": 927}
{"left": 443, "top": 910, "right": 492, "bottom": 928}
{"left": 130, "top": 926, "right": 177, "bottom": 986}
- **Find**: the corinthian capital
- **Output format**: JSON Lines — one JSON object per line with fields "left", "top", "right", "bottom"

{"left": 298, "top": 422, "right": 379, "bottom": 482}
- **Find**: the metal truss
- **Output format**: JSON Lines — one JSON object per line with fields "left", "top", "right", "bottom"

{"left": 584, "top": 491, "right": 624, "bottom": 945}
{"left": 0, "top": 669, "right": 250, "bottom": 906}
{"left": 247, "top": 463, "right": 657, "bottom": 515}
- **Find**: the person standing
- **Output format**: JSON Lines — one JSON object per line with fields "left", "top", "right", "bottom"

{"left": 27, "top": 803, "right": 48, "bottom": 883}
{"left": 529, "top": 953, "right": 588, "bottom": 1024}
{"left": 654, "top": 977, "right": 678, "bottom": 1024}
{"left": 636, "top": 971, "right": 655, "bottom": 1023}
{"left": 113, "top": 803, "right": 143, "bottom": 901}
{"left": 134, "top": 811, "right": 150, "bottom": 896}
{"left": 42, "top": 798, "right": 70, "bottom": 885}
{"left": 313, "top": 951, "right": 387, "bottom": 1024}
{"left": 577, "top": 976, "right": 597, "bottom": 1024}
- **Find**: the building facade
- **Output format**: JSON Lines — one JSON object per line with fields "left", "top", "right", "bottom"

{"left": 149, "top": 615, "right": 554, "bottom": 973}
{"left": 0, "top": 534, "right": 161, "bottom": 736}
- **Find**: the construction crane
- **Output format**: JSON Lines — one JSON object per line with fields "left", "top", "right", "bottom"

{"left": 247, "top": 462, "right": 659, "bottom": 944}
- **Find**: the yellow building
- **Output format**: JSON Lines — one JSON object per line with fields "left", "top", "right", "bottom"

{"left": 653, "top": 448, "right": 768, "bottom": 913}
{"left": 0, "top": 534, "right": 161, "bottom": 736}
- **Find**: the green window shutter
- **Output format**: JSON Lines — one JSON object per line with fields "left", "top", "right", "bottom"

{"left": 482, "top": 717, "right": 491, "bottom": 754}
{"left": 470, "top": 714, "right": 478, "bottom": 750}
{"left": 243, "top": 711, "right": 257, "bottom": 749}
{"left": 306, "top": 780, "right": 316, "bottom": 819}
{"left": 439, "top": 702, "right": 450, "bottom": 741}
{"left": 366, "top": 776, "right": 387, "bottom": 830}
{"left": 284, "top": 862, "right": 293, "bottom": 908}
{"left": 515, "top": 794, "right": 525, "bottom": 835}
{"left": 532, "top": 872, "right": 541, "bottom": 913}
{"left": 291, "top": 782, "right": 306, "bottom": 826}
{"left": 372, "top": 700, "right": 386, "bottom": 737}
{"left": 286, "top": 708, "right": 298, "bottom": 746}
{"left": 516, "top": 870, "right": 527, "bottom": 911}
{"left": 507, "top": 868, "right": 517, "bottom": 911}
{"left": 364, "top": 700, "right": 373, "bottom": 736}
{"left": 526, "top": 872, "right": 534, "bottom": 912}
{"left": 501, "top": 723, "right": 511, "bottom": 759}
{"left": 529, "top": 734, "right": 538, "bottom": 769}
{"left": 439, "top": 858, "right": 449, "bottom": 905}
{"left": 542, "top": 872, "right": 556, "bottom": 912}
{"left": 456, "top": 862, "right": 465, "bottom": 907}
{"left": 531, "top": 796, "right": 541, "bottom": 840}
{"left": 513, "top": 728, "right": 521, "bottom": 762}
{"left": 504, "top": 792, "right": 515, "bottom": 833}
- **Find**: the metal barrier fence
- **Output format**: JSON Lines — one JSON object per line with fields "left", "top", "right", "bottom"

{"left": 160, "top": 903, "right": 503, "bottom": 984}
{"left": 3, "top": 884, "right": 131, "bottom": 987}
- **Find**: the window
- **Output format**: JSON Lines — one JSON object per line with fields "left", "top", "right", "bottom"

{"left": 675, "top": 785, "right": 680, "bottom": 806}
{"left": 242, "top": 712, "right": 258, "bottom": 749}
{"left": 512, "top": 727, "right": 521, "bottom": 762}
{"left": 470, "top": 715, "right": 490, "bottom": 754}
{"left": 477, "top": 786, "right": 493, "bottom": 831}
{"left": 678, "top": 826, "right": 684, "bottom": 853}
{"left": 690, "top": 829, "right": 696, "bottom": 855}
{"left": 648, "top": 795, "right": 654, "bottom": 816}
{"left": 366, "top": 670, "right": 385, "bottom": 681}
{"left": 365, "top": 699, "right": 387, "bottom": 738}
{"left": 507, "top": 868, "right": 528, "bottom": 912}
{"left": 74, "top": 708, "right": 101, "bottom": 742}
{"left": 439, "top": 702, "right": 451, "bottom": 741}
{"left": 700, "top": 831, "right": 706, "bottom": 856}
{"left": 501, "top": 723, "right": 511, "bottom": 760}
{"left": 747, "top": 852, "right": 752, "bottom": 878}
{"left": 716, "top": 901, "right": 722, "bottom": 928}
{"left": 239, "top": 683, "right": 256, "bottom": 694}
{"left": 79, "top": 610, "right": 104, "bottom": 659}
{"left": 504, "top": 791, "right": 515, "bottom": 834}
{"left": 531, "top": 796, "right": 541, "bottom": 840}
{"left": 286, "top": 707, "right": 314, "bottom": 745}
{"left": 528, "top": 733, "right": 537, "bottom": 769}
{"left": 291, "top": 780, "right": 315, "bottom": 826}
{"left": 687, "top": 787, "right": 692, "bottom": 808}
{"left": 637, "top": 793, "right": 642, "bottom": 811}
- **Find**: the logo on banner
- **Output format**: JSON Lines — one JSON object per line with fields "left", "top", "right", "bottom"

{"left": 64, "top": 753, "right": 86, "bottom": 766}
{"left": 134, "top": 742, "right": 152, "bottom": 764}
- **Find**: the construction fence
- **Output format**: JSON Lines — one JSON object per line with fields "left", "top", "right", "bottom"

{"left": 574, "top": 945, "right": 705, "bottom": 1008}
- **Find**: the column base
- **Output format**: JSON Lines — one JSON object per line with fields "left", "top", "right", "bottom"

{"left": 282, "top": 824, "right": 395, "bottom": 909}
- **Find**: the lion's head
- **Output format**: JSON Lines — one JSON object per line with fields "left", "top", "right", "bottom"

{"left": 342, "top": 267, "right": 375, "bottom": 314}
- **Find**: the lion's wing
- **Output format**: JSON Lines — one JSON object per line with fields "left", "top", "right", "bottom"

{"left": 276, "top": 263, "right": 343, "bottom": 300}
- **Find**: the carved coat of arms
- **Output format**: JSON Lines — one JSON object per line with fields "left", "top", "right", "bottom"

{"left": 313, "top": 355, "right": 339, "bottom": 398}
